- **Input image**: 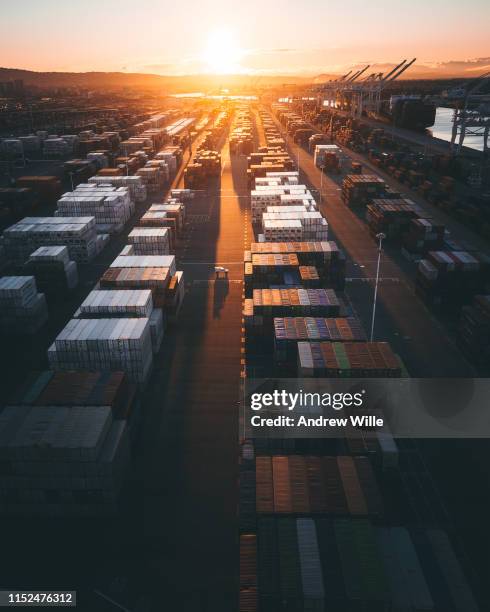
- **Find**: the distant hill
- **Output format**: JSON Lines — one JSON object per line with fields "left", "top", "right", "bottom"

{"left": 0, "top": 67, "right": 314, "bottom": 92}
{"left": 2, "top": 64, "right": 484, "bottom": 93}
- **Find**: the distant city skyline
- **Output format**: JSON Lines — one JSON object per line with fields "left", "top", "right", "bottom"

{"left": 2, "top": 0, "right": 489, "bottom": 77}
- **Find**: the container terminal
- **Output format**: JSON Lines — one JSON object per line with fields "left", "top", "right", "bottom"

{"left": 0, "top": 74, "right": 489, "bottom": 611}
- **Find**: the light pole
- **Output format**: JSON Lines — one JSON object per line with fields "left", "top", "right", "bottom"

{"left": 69, "top": 172, "right": 74, "bottom": 192}
{"left": 370, "top": 232, "right": 386, "bottom": 342}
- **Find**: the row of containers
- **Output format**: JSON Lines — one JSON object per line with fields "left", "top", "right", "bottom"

{"left": 271, "top": 103, "right": 490, "bottom": 368}
{"left": 343, "top": 177, "right": 490, "bottom": 364}
{"left": 238, "top": 106, "right": 479, "bottom": 610}
{"left": 0, "top": 111, "right": 190, "bottom": 228}
{"left": 306, "top": 105, "right": 490, "bottom": 240}
{"left": 240, "top": 517, "right": 478, "bottom": 612}
{"left": 0, "top": 111, "right": 195, "bottom": 516}
{"left": 0, "top": 114, "right": 190, "bottom": 331}
{"left": 183, "top": 110, "right": 232, "bottom": 189}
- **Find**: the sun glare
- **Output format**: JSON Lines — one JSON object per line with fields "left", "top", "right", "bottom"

{"left": 203, "top": 28, "right": 243, "bottom": 74}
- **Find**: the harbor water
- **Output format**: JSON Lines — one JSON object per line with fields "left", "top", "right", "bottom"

{"left": 430, "top": 107, "right": 484, "bottom": 152}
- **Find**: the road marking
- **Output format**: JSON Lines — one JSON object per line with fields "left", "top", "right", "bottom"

{"left": 191, "top": 279, "right": 243, "bottom": 285}
{"left": 180, "top": 260, "right": 244, "bottom": 265}
{"left": 346, "top": 277, "right": 400, "bottom": 283}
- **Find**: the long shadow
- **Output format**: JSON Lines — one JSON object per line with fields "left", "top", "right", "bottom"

{"left": 0, "top": 127, "right": 240, "bottom": 610}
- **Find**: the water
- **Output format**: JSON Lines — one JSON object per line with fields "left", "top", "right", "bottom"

{"left": 430, "top": 107, "right": 484, "bottom": 152}
{"left": 171, "top": 92, "right": 257, "bottom": 100}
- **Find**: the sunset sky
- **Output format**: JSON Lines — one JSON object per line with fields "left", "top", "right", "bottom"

{"left": 2, "top": 0, "right": 489, "bottom": 77}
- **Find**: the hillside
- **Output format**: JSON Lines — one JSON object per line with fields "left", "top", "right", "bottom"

{"left": 0, "top": 67, "right": 315, "bottom": 92}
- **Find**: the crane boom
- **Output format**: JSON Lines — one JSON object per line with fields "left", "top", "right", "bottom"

{"left": 467, "top": 71, "right": 490, "bottom": 96}
{"left": 387, "top": 58, "right": 416, "bottom": 82}
{"left": 351, "top": 65, "right": 370, "bottom": 82}
{"left": 381, "top": 60, "right": 407, "bottom": 82}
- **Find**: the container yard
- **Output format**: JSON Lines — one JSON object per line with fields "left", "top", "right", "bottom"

{"left": 0, "top": 64, "right": 489, "bottom": 612}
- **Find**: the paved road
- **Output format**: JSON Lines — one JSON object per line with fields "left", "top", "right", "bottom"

{"left": 132, "top": 127, "right": 249, "bottom": 610}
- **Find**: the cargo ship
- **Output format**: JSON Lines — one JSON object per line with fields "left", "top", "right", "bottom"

{"left": 382, "top": 95, "right": 437, "bottom": 130}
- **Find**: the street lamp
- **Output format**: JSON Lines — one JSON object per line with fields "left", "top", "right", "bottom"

{"left": 370, "top": 232, "right": 386, "bottom": 342}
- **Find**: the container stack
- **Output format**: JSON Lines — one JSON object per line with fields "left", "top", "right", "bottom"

{"left": 297, "top": 341, "right": 402, "bottom": 377}
{"left": 308, "top": 133, "right": 330, "bottom": 153}
{"left": 184, "top": 151, "right": 221, "bottom": 189}
{"left": 0, "top": 275, "right": 48, "bottom": 334}
{"left": 247, "top": 150, "right": 296, "bottom": 187}
{"left": 136, "top": 165, "right": 167, "bottom": 193}
{"left": 262, "top": 210, "right": 328, "bottom": 242}
{"left": 239, "top": 534, "right": 258, "bottom": 609}
{"left": 100, "top": 254, "right": 182, "bottom": 317}
{"left": 298, "top": 265, "right": 320, "bottom": 287}
{"left": 23, "top": 246, "right": 78, "bottom": 293}
{"left": 341, "top": 175, "right": 386, "bottom": 207}
{"left": 245, "top": 288, "right": 341, "bottom": 328}
{"left": 75, "top": 289, "right": 165, "bottom": 354}
{"left": 18, "top": 135, "right": 41, "bottom": 152}
{"left": 0, "top": 188, "right": 37, "bottom": 224}
{"left": 0, "top": 139, "right": 23, "bottom": 157}
{"left": 251, "top": 185, "right": 314, "bottom": 223}
{"left": 250, "top": 518, "right": 477, "bottom": 611}
{"left": 458, "top": 294, "right": 490, "bottom": 364}
{"left": 100, "top": 267, "right": 169, "bottom": 308}
{"left": 246, "top": 254, "right": 300, "bottom": 289}
{"left": 56, "top": 184, "right": 133, "bottom": 234}
{"left": 247, "top": 242, "right": 346, "bottom": 293}
{"left": 255, "top": 456, "right": 382, "bottom": 517}
{"left": 64, "top": 159, "right": 97, "bottom": 182}
{"left": 402, "top": 218, "right": 446, "bottom": 261}
{"left": 128, "top": 228, "right": 170, "bottom": 255}
{"left": 155, "top": 147, "right": 182, "bottom": 178}
{"left": 274, "top": 317, "right": 366, "bottom": 365}
{"left": 148, "top": 202, "right": 185, "bottom": 233}
{"left": 88, "top": 175, "right": 147, "bottom": 203}
{"left": 415, "top": 250, "right": 490, "bottom": 309}
{"left": 366, "top": 198, "right": 421, "bottom": 242}
{"left": 16, "top": 176, "right": 62, "bottom": 205}
{"left": 313, "top": 144, "right": 341, "bottom": 172}
{"left": 2, "top": 216, "right": 101, "bottom": 263}
{"left": 165, "top": 270, "right": 185, "bottom": 321}
{"left": 43, "top": 137, "right": 71, "bottom": 157}
{"left": 87, "top": 151, "right": 109, "bottom": 169}
{"left": 48, "top": 317, "right": 153, "bottom": 384}
{"left": 0, "top": 403, "right": 130, "bottom": 517}
{"left": 170, "top": 189, "right": 194, "bottom": 201}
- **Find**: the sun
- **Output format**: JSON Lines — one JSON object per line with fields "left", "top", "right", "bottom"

{"left": 203, "top": 28, "right": 243, "bottom": 74}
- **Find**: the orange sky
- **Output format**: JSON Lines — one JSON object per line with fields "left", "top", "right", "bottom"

{"left": 2, "top": 0, "right": 489, "bottom": 77}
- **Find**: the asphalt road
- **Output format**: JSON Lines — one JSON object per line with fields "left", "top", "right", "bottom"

{"left": 132, "top": 124, "right": 249, "bottom": 610}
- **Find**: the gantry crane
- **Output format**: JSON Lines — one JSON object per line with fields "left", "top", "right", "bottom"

{"left": 349, "top": 58, "right": 417, "bottom": 118}
{"left": 316, "top": 58, "right": 416, "bottom": 117}
{"left": 448, "top": 71, "right": 490, "bottom": 154}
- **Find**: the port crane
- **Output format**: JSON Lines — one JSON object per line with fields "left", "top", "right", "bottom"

{"left": 316, "top": 59, "right": 416, "bottom": 118}
{"left": 349, "top": 59, "right": 417, "bottom": 118}
{"left": 447, "top": 71, "right": 490, "bottom": 155}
